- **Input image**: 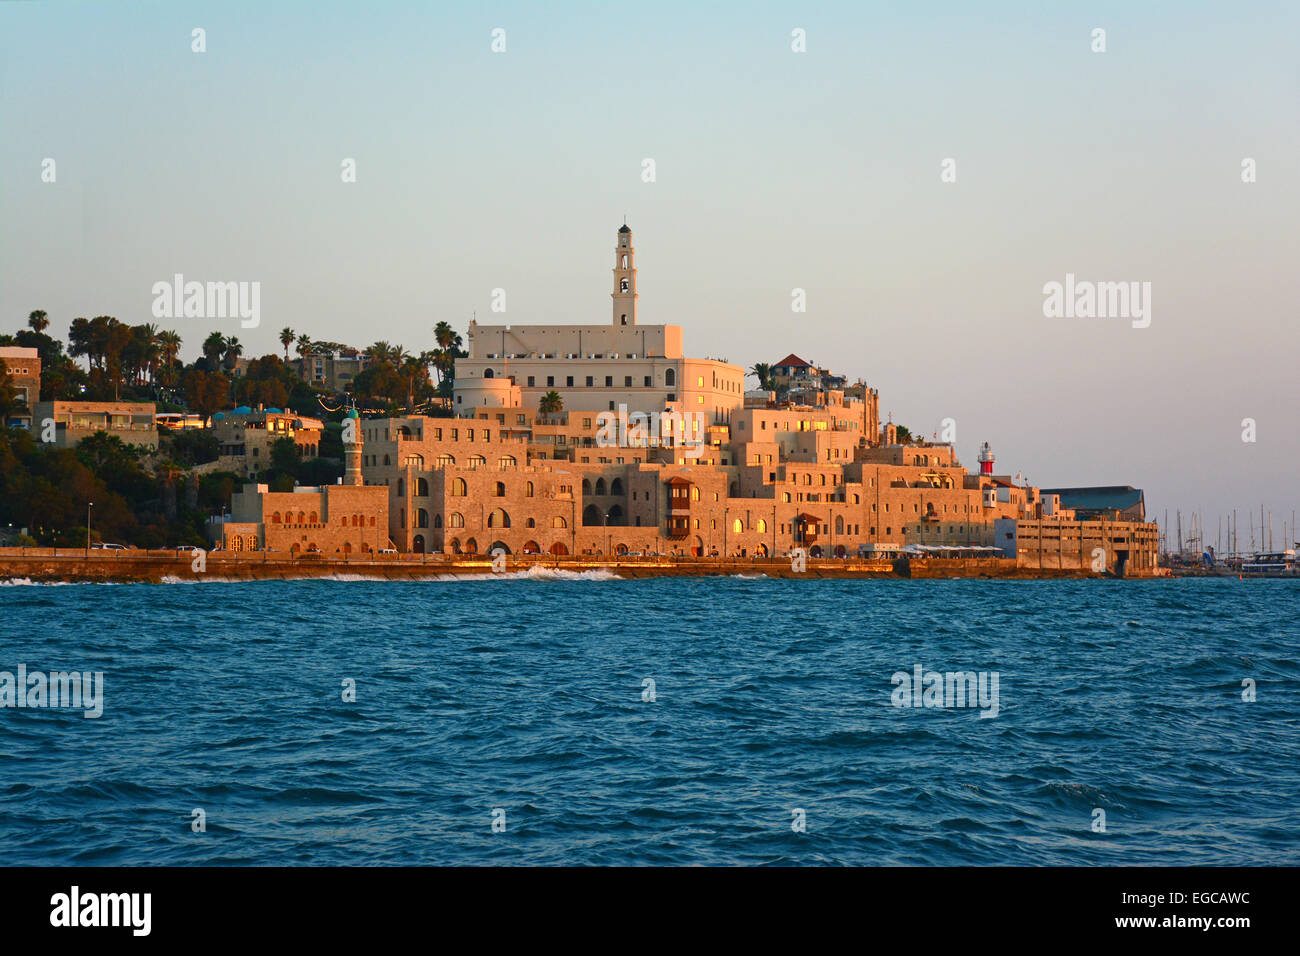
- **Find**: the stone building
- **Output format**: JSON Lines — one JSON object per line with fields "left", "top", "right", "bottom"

{"left": 30, "top": 400, "right": 159, "bottom": 450}
{"left": 213, "top": 408, "right": 387, "bottom": 552}
{"left": 453, "top": 225, "right": 746, "bottom": 423}
{"left": 211, "top": 406, "right": 324, "bottom": 477}
{"left": 0, "top": 346, "right": 41, "bottom": 429}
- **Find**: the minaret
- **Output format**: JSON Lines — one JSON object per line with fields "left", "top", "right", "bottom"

{"left": 343, "top": 407, "right": 363, "bottom": 486}
{"left": 612, "top": 224, "right": 636, "bottom": 326}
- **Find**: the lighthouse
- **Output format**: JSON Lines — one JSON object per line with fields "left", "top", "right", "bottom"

{"left": 978, "top": 441, "right": 995, "bottom": 476}
{"left": 343, "top": 407, "right": 363, "bottom": 486}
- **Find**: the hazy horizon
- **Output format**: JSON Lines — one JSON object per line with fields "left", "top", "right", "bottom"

{"left": 2, "top": 1, "right": 1297, "bottom": 542}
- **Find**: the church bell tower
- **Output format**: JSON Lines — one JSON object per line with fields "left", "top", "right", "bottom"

{"left": 612, "top": 224, "right": 636, "bottom": 326}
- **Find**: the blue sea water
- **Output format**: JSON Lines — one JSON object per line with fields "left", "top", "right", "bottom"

{"left": 0, "top": 573, "right": 1296, "bottom": 866}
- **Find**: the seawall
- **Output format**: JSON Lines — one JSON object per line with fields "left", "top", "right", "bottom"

{"left": 0, "top": 548, "right": 1156, "bottom": 583}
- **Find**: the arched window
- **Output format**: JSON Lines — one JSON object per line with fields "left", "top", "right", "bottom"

{"left": 435, "top": 454, "right": 454, "bottom": 468}
{"left": 415, "top": 477, "right": 428, "bottom": 496}
{"left": 451, "top": 478, "right": 467, "bottom": 496}
{"left": 433, "top": 513, "right": 443, "bottom": 528}
{"left": 620, "top": 278, "right": 629, "bottom": 292}
{"left": 835, "top": 516, "right": 845, "bottom": 534}
{"left": 450, "top": 512, "right": 465, "bottom": 528}
{"left": 691, "top": 487, "right": 700, "bottom": 501}
{"left": 488, "top": 508, "right": 510, "bottom": 528}
{"left": 582, "top": 504, "right": 602, "bottom": 526}
{"left": 607, "top": 504, "right": 624, "bottom": 525}
{"left": 610, "top": 478, "right": 624, "bottom": 496}
{"left": 525, "top": 481, "right": 534, "bottom": 497}
{"left": 819, "top": 474, "right": 827, "bottom": 486}
{"left": 552, "top": 516, "right": 567, "bottom": 528}
{"left": 417, "top": 509, "right": 429, "bottom": 528}
{"left": 733, "top": 518, "right": 743, "bottom": 533}
{"left": 582, "top": 479, "right": 592, "bottom": 495}
{"left": 526, "top": 517, "right": 535, "bottom": 528}
{"left": 298, "top": 511, "right": 306, "bottom": 523}
{"left": 757, "top": 519, "right": 767, "bottom": 533}
{"left": 497, "top": 456, "right": 517, "bottom": 470}
{"left": 468, "top": 455, "right": 486, "bottom": 469}
{"left": 664, "top": 368, "right": 675, "bottom": 387}
{"left": 271, "top": 512, "right": 280, "bottom": 523}
{"left": 403, "top": 454, "right": 424, "bottom": 468}
{"left": 383, "top": 455, "right": 391, "bottom": 465}
{"left": 494, "top": 481, "right": 506, "bottom": 497}
{"left": 309, "top": 511, "right": 318, "bottom": 524}
{"left": 595, "top": 478, "right": 607, "bottom": 496}
{"left": 397, "top": 478, "right": 405, "bottom": 496}
{"left": 484, "top": 368, "right": 494, "bottom": 379}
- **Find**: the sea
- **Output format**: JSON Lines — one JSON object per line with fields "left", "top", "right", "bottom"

{"left": 1, "top": 573, "right": 1296, "bottom": 866}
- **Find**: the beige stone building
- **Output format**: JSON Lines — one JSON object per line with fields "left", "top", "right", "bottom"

{"left": 31, "top": 400, "right": 159, "bottom": 450}
{"left": 453, "top": 226, "right": 746, "bottom": 425}
{"left": 214, "top": 408, "right": 388, "bottom": 552}
{"left": 211, "top": 407, "right": 324, "bottom": 477}
{"left": 0, "top": 346, "right": 41, "bottom": 429}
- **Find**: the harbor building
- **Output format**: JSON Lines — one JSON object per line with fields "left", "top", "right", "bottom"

{"left": 213, "top": 408, "right": 387, "bottom": 552}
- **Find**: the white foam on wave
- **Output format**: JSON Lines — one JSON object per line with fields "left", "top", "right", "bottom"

{"left": 155, "top": 567, "right": 624, "bottom": 584}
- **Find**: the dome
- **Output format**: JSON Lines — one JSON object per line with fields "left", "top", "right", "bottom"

{"left": 618, "top": 224, "right": 630, "bottom": 233}
{"left": 345, "top": 408, "right": 360, "bottom": 419}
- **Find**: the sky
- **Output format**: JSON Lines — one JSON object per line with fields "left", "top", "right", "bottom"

{"left": 1, "top": 1, "right": 1297, "bottom": 546}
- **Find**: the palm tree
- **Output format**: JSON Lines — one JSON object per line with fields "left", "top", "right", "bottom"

{"left": 28, "top": 310, "right": 49, "bottom": 334}
{"left": 279, "top": 328, "right": 295, "bottom": 362}
{"left": 202, "top": 331, "right": 226, "bottom": 366}
{"left": 398, "top": 353, "right": 430, "bottom": 412}
{"left": 222, "top": 336, "right": 243, "bottom": 373}
{"left": 538, "top": 390, "right": 563, "bottom": 419}
{"left": 158, "top": 331, "right": 182, "bottom": 386}
{"left": 431, "top": 321, "right": 463, "bottom": 388}
{"left": 749, "top": 362, "right": 772, "bottom": 390}
{"left": 295, "top": 335, "right": 314, "bottom": 359}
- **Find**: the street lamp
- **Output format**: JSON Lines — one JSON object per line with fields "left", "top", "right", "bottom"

{"left": 85, "top": 501, "right": 93, "bottom": 555}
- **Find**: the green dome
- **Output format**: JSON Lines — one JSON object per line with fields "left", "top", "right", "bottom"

{"left": 345, "top": 408, "right": 360, "bottom": 419}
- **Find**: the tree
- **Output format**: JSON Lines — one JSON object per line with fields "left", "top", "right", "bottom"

{"left": 28, "top": 310, "right": 49, "bottom": 334}
{"left": 539, "top": 390, "right": 563, "bottom": 416}
{"left": 894, "top": 425, "right": 913, "bottom": 443}
{"left": 295, "top": 335, "right": 314, "bottom": 359}
{"left": 202, "top": 331, "right": 226, "bottom": 367}
{"left": 279, "top": 327, "right": 295, "bottom": 362}
{"left": 181, "top": 367, "right": 232, "bottom": 423}
{"left": 431, "top": 321, "right": 465, "bottom": 397}
{"left": 749, "top": 362, "right": 772, "bottom": 390}
{"left": 222, "top": 336, "right": 243, "bottom": 372}
{"left": 157, "top": 331, "right": 182, "bottom": 386}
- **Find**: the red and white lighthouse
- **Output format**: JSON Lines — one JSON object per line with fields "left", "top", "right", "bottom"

{"left": 978, "top": 441, "right": 995, "bottom": 476}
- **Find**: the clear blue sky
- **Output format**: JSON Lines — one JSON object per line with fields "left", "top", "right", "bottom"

{"left": 2, "top": 1, "right": 1297, "bottom": 540}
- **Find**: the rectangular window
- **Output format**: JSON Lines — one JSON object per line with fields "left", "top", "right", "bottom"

{"left": 643, "top": 376, "right": 651, "bottom": 387}
{"left": 547, "top": 376, "right": 554, "bottom": 387}
{"left": 605, "top": 376, "right": 613, "bottom": 387}
{"left": 527, "top": 376, "right": 535, "bottom": 387}
{"left": 624, "top": 375, "right": 632, "bottom": 387}
{"left": 566, "top": 376, "right": 574, "bottom": 387}
{"left": 586, "top": 376, "right": 594, "bottom": 387}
